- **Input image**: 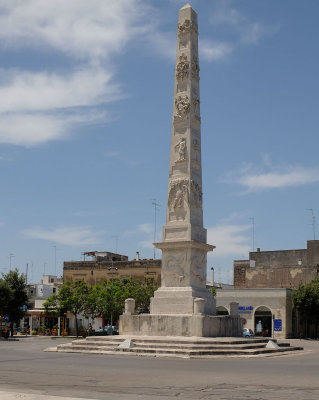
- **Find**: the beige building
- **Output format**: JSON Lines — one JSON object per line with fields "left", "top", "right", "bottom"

{"left": 234, "top": 240, "right": 319, "bottom": 289}
{"left": 216, "top": 288, "right": 293, "bottom": 339}
{"left": 63, "top": 251, "right": 161, "bottom": 286}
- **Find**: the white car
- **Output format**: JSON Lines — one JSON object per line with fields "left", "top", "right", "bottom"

{"left": 242, "top": 328, "right": 254, "bottom": 337}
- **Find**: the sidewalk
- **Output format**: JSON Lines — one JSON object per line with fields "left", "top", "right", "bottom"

{"left": 0, "top": 391, "right": 94, "bottom": 400}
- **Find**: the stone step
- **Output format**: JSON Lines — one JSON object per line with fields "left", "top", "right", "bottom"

{"left": 55, "top": 336, "right": 303, "bottom": 358}
{"left": 56, "top": 343, "right": 303, "bottom": 357}
{"left": 69, "top": 341, "right": 268, "bottom": 351}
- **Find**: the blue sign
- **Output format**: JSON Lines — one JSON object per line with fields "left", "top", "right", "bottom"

{"left": 238, "top": 306, "right": 253, "bottom": 314}
{"left": 4, "top": 314, "right": 9, "bottom": 322}
{"left": 274, "top": 319, "right": 282, "bottom": 331}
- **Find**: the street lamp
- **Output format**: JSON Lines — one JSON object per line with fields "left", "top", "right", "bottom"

{"left": 108, "top": 257, "right": 118, "bottom": 336}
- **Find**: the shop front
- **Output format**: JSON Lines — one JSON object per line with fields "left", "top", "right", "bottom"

{"left": 216, "top": 288, "right": 293, "bottom": 339}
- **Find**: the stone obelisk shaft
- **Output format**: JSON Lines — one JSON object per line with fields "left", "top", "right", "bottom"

{"left": 163, "top": 3, "right": 205, "bottom": 244}
{"left": 152, "top": 4, "right": 215, "bottom": 316}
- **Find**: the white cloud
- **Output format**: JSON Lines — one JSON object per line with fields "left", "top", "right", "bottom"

{"left": 0, "top": 67, "right": 121, "bottom": 146}
{"left": 0, "top": 0, "right": 154, "bottom": 147}
{"left": 0, "top": 68, "right": 121, "bottom": 113}
{"left": 0, "top": 109, "right": 107, "bottom": 147}
{"left": 224, "top": 161, "right": 319, "bottom": 192}
{"left": 0, "top": 0, "right": 151, "bottom": 61}
{"left": 207, "top": 223, "right": 251, "bottom": 257}
{"left": 200, "top": 40, "right": 233, "bottom": 62}
{"left": 21, "top": 226, "right": 105, "bottom": 246}
{"left": 209, "top": 2, "right": 279, "bottom": 50}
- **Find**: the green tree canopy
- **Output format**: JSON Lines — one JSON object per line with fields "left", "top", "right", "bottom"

{"left": 1, "top": 269, "right": 28, "bottom": 324}
{"left": 293, "top": 277, "right": 319, "bottom": 322}
{"left": 44, "top": 278, "right": 158, "bottom": 336}
{"left": 44, "top": 280, "right": 89, "bottom": 337}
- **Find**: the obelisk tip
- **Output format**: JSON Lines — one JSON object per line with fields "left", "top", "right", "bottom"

{"left": 180, "top": 3, "right": 192, "bottom": 10}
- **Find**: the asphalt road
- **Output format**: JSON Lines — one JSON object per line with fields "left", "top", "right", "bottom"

{"left": 0, "top": 337, "right": 318, "bottom": 399}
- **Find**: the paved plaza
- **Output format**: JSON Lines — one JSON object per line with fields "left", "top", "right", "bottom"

{"left": 0, "top": 337, "right": 318, "bottom": 399}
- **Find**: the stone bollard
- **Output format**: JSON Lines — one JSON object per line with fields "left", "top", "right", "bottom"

{"left": 124, "top": 298, "right": 136, "bottom": 315}
{"left": 194, "top": 298, "right": 206, "bottom": 314}
{"left": 230, "top": 301, "right": 239, "bottom": 316}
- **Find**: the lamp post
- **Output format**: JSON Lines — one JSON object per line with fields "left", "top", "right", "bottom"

{"left": 108, "top": 257, "right": 118, "bottom": 336}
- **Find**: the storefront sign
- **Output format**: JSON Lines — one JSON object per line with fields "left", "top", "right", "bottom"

{"left": 238, "top": 306, "right": 253, "bottom": 314}
{"left": 274, "top": 319, "right": 282, "bottom": 331}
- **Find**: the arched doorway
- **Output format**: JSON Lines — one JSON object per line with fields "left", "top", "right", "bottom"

{"left": 254, "top": 306, "right": 272, "bottom": 337}
{"left": 216, "top": 306, "right": 229, "bottom": 316}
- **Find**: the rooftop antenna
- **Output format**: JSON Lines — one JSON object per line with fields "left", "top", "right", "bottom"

{"left": 111, "top": 235, "right": 119, "bottom": 253}
{"left": 306, "top": 208, "right": 316, "bottom": 240}
{"left": 250, "top": 217, "right": 255, "bottom": 252}
{"left": 9, "top": 253, "right": 14, "bottom": 271}
{"left": 53, "top": 245, "right": 57, "bottom": 276}
{"left": 151, "top": 198, "right": 160, "bottom": 259}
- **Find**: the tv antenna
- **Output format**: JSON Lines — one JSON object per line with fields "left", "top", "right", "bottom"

{"left": 151, "top": 198, "right": 160, "bottom": 259}
{"left": 306, "top": 208, "right": 316, "bottom": 240}
{"left": 250, "top": 217, "right": 255, "bottom": 252}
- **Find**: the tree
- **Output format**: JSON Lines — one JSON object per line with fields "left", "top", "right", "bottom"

{"left": 1, "top": 269, "right": 28, "bottom": 335}
{"left": 87, "top": 278, "right": 158, "bottom": 324}
{"left": 0, "top": 280, "right": 13, "bottom": 337}
{"left": 293, "top": 277, "right": 319, "bottom": 337}
{"left": 44, "top": 280, "right": 90, "bottom": 337}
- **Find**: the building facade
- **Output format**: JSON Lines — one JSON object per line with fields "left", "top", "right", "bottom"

{"left": 216, "top": 288, "right": 293, "bottom": 339}
{"left": 63, "top": 252, "right": 161, "bottom": 286}
{"left": 234, "top": 240, "right": 319, "bottom": 289}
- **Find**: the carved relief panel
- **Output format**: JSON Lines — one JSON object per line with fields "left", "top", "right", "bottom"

{"left": 176, "top": 54, "right": 189, "bottom": 80}
{"left": 175, "top": 95, "right": 190, "bottom": 119}
{"left": 177, "top": 19, "right": 198, "bottom": 36}
{"left": 175, "top": 138, "right": 187, "bottom": 162}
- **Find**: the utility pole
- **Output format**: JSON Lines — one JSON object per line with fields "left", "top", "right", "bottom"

{"left": 25, "top": 263, "right": 28, "bottom": 285}
{"left": 250, "top": 217, "right": 255, "bottom": 252}
{"left": 108, "top": 258, "right": 118, "bottom": 336}
{"left": 306, "top": 208, "right": 316, "bottom": 240}
{"left": 111, "top": 236, "right": 119, "bottom": 254}
{"left": 53, "top": 245, "right": 57, "bottom": 276}
{"left": 151, "top": 198, "right": 160, "bottom": 259}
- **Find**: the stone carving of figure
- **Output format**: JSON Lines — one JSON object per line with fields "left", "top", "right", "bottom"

{"left": 176, "top": 54, "right": 189, "bottom": 80}
{"left": 173, "top": 183, "right": 188, "bottom": 209}
{"left": 175, "top": 138, "right": 186, "bottom": 162}
{"left": 175, "top": 95, "right": 190, "bottom": 118}
{"left": 168, "top": 178, "right": 189, "bottom": 211}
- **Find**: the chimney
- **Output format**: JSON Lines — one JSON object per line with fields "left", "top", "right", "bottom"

{"left": 136, "top": 251, "right": 140, "bottom": 261}
{"left": 210, "top": 267, "right": 214, "bottom": 286}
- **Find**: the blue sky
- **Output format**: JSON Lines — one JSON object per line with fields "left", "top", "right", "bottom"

{"left": 0, "top": 0, "right": 318, "bottom": 284}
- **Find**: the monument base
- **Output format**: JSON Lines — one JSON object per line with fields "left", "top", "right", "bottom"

{"left": 150, "top": 286, "right": 216, "bottom": 315}
{"left": 119, "top": 313, "right": 242, "bottom": 338}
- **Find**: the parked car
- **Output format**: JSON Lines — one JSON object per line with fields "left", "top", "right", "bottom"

{"left": 242, "top": 328, "right": 254, "bottom": 337}
{"left": 95, "top": 325, "right": 118, "bottom": 335}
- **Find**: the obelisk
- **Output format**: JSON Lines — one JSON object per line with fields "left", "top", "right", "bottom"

{"left": 151, "top": 3, "right": 215, "bottom": 316}
{"left": 120, "top": 4, "right": 225, "bottom": 337}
